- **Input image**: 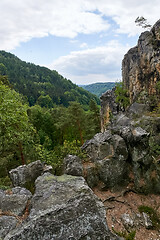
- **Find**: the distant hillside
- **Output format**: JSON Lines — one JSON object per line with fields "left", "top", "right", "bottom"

{"left": 81, "top": 82, "right": 115, "bottom": 97}
{"left": 0, "top": 51, "right": 99, "bottom": 108}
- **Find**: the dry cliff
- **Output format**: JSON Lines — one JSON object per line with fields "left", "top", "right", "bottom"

{"left": 122, "top": 19, "right": 160, "bottom": 103}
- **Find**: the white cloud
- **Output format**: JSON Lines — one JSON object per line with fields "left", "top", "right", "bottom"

{"left": 0, "top": 0, "right": 110, "bottom": 50}
{"left": 49, "top": 40, "right": 130, "bottom": 85}
{"left": 1, "top": 0, "right": 160, "bottom": 85}
{"left": 80, "top": 43, "right": 88, "bottom": 48}
{"left": 85, "top": 0, "right": 160, "bottom": 36}
{"left": 1, "top": 0, "right": 160, "bottom": 50}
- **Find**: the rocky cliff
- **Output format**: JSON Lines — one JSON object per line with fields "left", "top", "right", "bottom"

{"left": 101, "top": 19, "right": 160, "bottom": 132}
{"left": 122, "top": 19, "right": 160, "bottom": 103}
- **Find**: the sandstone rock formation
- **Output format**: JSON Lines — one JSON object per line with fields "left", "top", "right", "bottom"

{"left": 100, "top": 88, "right": 119, "bottom": 132}
{"left": 122, "top": 20, "right": 160, "bottom": 103}
{"left": 101, "top": 20, "right": 160, "bottom": 133}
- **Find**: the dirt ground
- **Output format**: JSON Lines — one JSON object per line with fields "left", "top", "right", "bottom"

{"left": 93, "top": 184, "right": 160, "bottom": 240}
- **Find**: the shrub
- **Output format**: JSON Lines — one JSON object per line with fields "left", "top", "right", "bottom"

{"left": 115, "top": 82, "right": 130, "bottom": 110}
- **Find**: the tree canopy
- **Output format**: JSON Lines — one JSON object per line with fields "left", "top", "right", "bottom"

{"left": 0, "top": 51, "right": 100, "bottom": 109}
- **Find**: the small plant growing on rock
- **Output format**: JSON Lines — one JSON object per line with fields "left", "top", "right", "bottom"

{"left": 138, "top": 205, "right": 160, "bottom": 230}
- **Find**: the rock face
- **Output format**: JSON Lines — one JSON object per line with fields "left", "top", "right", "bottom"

{"left": 82, "top": 130, "right": 129, "bottom": 190}
{"left": 0, "top": 216, "right": 18, "bottom": 239}
{"left": 122, "top": 20, "right": 160, "bottom": 103}
{"left": 63, "top": 154, "right": 83, "bottom": 176}
{"left": 0, "top": 187, "right": 32, "bottom": 239}
{"left": 0, "top": 187, "right": 32, "bottom": 216}
{"left": 82, "top": 107, "right": 160, "bottom": 194}
{"left": 9, "top": 160, "right": 44, "bottom": 188}
{"left": 4, "top": 173, "right": 119, "bottom": 240}
{"left": 100, "top": 88, "right": 119, "bottom": 132}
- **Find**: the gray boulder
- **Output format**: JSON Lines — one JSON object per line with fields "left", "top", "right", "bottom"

{"left": 82, "top": 131, "right": 128, "bottom": 162}
{"left": 127, "top": 102, "right": 149, "bottom": 116}
{"left": 11, "top": 186, "right": 32, "bottom": 198}
{"left": 4, "top": 173, "right": 120, "bottom": 240}
{"left": 0, "top": 216, "right": 18, "bottom": 239}
{"left": 121, "top": 213, "right": 134, "bottom": 231}
{"left": 82, "top": 131, "right": 129, "bottom": 190}
{"left": 132, "top": 127, "right": 150, "bottom": 144}
{"left": 0, "top": 187, "right": 32, "bottom": 216}
{"left": 142, "top": 212, "right": 153, "bottom": 229}
{"left": 63, "top": 154, "right": 83, "bottom": 176}
{"left": 84, "top": 164, "right": 99, "bottom": 188}
{"left": 9, "top": 160, "right": 44, "bottom": 188}
{"left": 115, "top": 114, "right": 131, "bottom": 127}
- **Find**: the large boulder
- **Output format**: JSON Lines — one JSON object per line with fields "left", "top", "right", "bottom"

{"left": 4, "top": 173, "right": 120, "bottom": 240}
{"left": 84, "top": 164, "right": 99, "bottom": 188}
{"left": 0, "top": 187, "right": 32, "bottom": 216}
{"left": 82, "top": 131, "right": 129, "bottom": 190}
{"left": 0, "top": 216, "right": 18, "bottom": 239}
{"left": 63, "top": 154, "right": 83, "bottom": 176}
{"left": 127, "top": 102, "right": 149, "bottom": 116}
{"left": 9, "top": 160, "right": 44, "bottom": 188}
{"left": 82, "top": 131, "right": 128, "bottom": 162}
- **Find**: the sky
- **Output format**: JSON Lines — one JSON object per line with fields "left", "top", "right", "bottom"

{"left": 0, "top": 0, "right": 160, "bottom": 85}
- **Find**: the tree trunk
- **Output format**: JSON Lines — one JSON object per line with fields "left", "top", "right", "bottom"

{"left": 77, "top": 120, "right": 84, "bottom": 145}
{"left": 18, "top": 142, "right": 25, "bottom": 165}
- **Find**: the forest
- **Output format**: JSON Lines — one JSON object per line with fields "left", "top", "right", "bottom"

{"left": 81, "top": 82, "right": 115, "bottom": 97}
{"left": 0, "top": 51, "right": 99, "bottom": 109}
{"left": 0, "top": 53, "right": 101, "bottom": 188}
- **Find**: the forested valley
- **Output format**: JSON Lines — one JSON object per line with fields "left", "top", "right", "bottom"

{"left": 0, "top": 51, "right": 101, "bottom": 188}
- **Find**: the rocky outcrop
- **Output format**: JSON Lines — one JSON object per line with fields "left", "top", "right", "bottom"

{"left": 82, "top": 130, "right": 129, "bottom": 190}
{"left": 2, "top": 173, "right": 120, "bottom": 240}
{"left": 63, "top": 154, "right": 83, "bottom": 176}
{"left": 0, "top": 187, "right": 32, "bottom": 239}
{"left": 82, "top": 105, "right": 160, "bottom": 194}
{"left": 9, "top": 160, "right": 52, "bottom": 188}
{"left": 0, "top": 216, "right": 18, "bottom": 239}
{"left": 100, "top": 88, "right": 119, "bottom": 132}
{"left": 122, "top": 20, "right": 160, "bottom": 103}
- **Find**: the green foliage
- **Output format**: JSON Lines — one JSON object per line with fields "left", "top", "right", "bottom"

{"left": 81, "top": 82, "right": 115, "bottom": 97}
{"left": 36, "top": 94, "right": 53, "bottom": 108}
{"left": 0, "top": 176, "right": 12, "bottom": 190}
{"left": 149, "top": 141, "right": 160, "bottom": 157}
{"left": 148, "top": 95, "right": 159, "bottom": 111}
{"left": 87, "top": 99, "right": 101, "bottom": 135}
{"left": 156, "top": 81, "right": 160, "bottom": 94}
{"left": 28, "top": 100, "right": 100, "bottom": 162}
{"left": 112, "top": 228, "right": 136, "bottom": 240}
{"left": 34, "top": 140, "right": 86, "bottom": 175}
{"left": 0, "top": 51, "right": 100, "bottom": 108}
{"left": 0, "top": 63, "right": 7, "bottom": 75}
{"left": 115, "top": 82, "right": 130, "bottom": 110}
{"left": 138, "top": 205, "right": 160, "bottom": 229}
{"left": 0, "top": 81, "right": 39, "bottom": 173}
{"left": 0, "top": 54, "right": 100, "bottom": 185}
